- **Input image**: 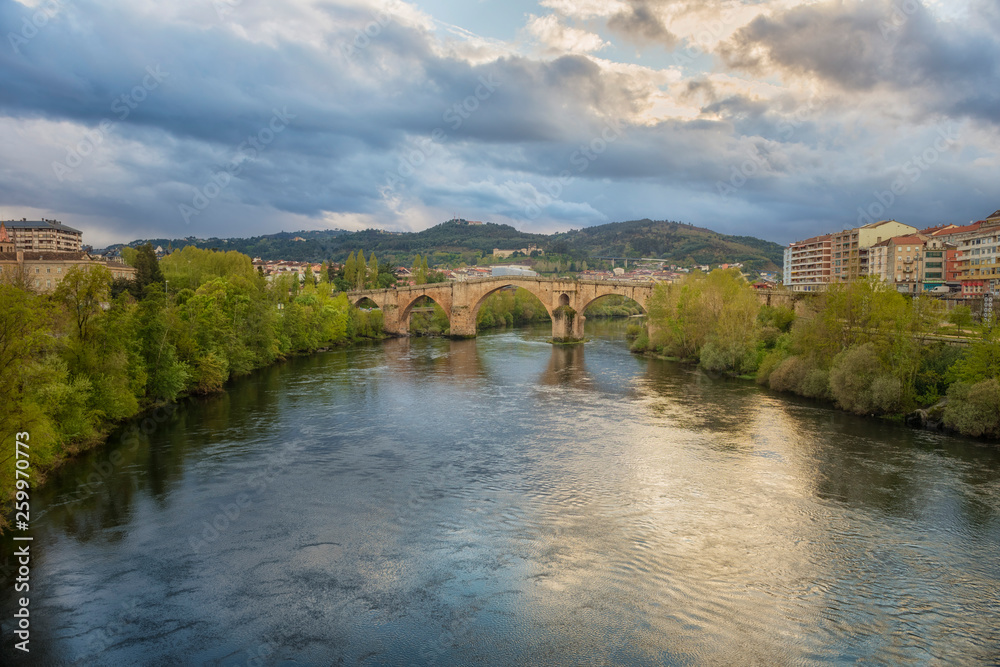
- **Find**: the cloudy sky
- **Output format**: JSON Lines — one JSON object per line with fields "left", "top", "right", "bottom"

{"left": 1, "top": 0, "right": 998, "bottom": 247}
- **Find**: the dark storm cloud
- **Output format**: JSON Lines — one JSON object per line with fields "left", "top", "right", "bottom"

{"left": 0, "top": 0, "right": 996, "bottom": 245}
{"left": 0, "top": 0, "right": 665, "bottom": 235}
{"left": 607, "top": 2, "right": 678, "bottom": 49}
{"left": 720, "top": 0, "right": 1000, "bottom": 125}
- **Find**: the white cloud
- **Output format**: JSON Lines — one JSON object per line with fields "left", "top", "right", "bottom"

{"left": 540, "top": 0, "right": 628, "bottom": 20}
{"left": 524, "top": 14, "right": 609, "bottom": 54}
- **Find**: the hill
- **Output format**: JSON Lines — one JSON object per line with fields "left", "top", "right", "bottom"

{"left": 101, "top": 218, "right": 784, "bottom": 270}
{"left": 552, "top": 219, "right": 784, "bottom": 269}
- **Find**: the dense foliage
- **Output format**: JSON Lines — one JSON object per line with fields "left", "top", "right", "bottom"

{"left": 639, "top": 270, "right": 1000, "bottom": 439}
{"left": 0, "top": 247, "right": 385, "bottom": 530}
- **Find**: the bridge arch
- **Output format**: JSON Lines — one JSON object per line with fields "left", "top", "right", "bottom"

{"left": 579, "top": 293, "right": 647, "bottom": 316}
{"left": 467, "top": 282, "right": 555, "bottom": 329}
{"left": 353, "top": 296, "right": 381, "bottom": 310}
{"left": 578, "top": 286, "right": 651, "bottom": 316}
{"left": 397, "top": 292, "right": 451, "bottom": 328}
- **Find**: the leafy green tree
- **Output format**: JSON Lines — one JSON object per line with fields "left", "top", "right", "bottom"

{"left": 948, "top": 328, "right": 1000, "bottom": 384}
{"left": 367, "top": 252, "right": 379, "bottom": 288}
{"left": 948, "top": 305, "right": 974, "bottom": 337}
{"left": 355, "top": 250, "right": 367, "bottom": 290}
{"left": 54, "top": 264, "right": 112, "bottom": 343}
{"left": 133, "top": 243, "right": 164, "bottom": 293}
{"left": 136, "top": 286, "right": 189, "bottom": 401}
{"left": 343, "top": 252, "right": 357, "bottom": 290}
{"left": 120, "top": 246, "right": 138, "bottom": 266}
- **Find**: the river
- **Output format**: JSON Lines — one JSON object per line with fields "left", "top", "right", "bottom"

{"left": 2, "top": 320, "right": 999, "bottom": 665}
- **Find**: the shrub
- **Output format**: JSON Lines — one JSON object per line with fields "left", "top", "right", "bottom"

{"left": 699, "top": 340, "right": 729, "bottom": 374}
{"left": 768, "top": 355, "right": 809, "bottom": 393}
{"left": 630, "top": 329, "right": 650, "bottom": 354}
{"left": 800, "top": 368, "right": 831, "bottom": 400}
{"left": 756, "top": 350, "right": 787, "bottom": 385}
{"left": 944, "top": 379, "right": 1000, "bottom": 437}
{"left": 868, "top": 374, "right": 903, "bottom": 414}
{"left": 829, "top": 343, "right": 902, "bottom": 415}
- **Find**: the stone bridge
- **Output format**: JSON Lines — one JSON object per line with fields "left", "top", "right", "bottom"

{"left": 348, "top": 277, "right": 657, "bottom": 342}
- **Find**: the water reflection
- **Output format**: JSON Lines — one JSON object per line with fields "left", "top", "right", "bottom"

{"left": 2, "top": 321, "right": 999, "bottom": 665}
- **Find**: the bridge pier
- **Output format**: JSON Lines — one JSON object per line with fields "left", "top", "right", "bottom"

{"left": 552, "top": 304, "right": 585, "bottom": 343}
{"left": 449, "top": 305, "right": 477, "bottom": 338}
{"left": 381, "top": 304, "right": 408, "bottom": 336}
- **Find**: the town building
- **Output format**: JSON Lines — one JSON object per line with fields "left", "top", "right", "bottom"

{"left": 0, "top": 222, "right": 134, "bottom": 292}
{"left": 831, "top": 220, "right": 917, "bottom": 283}
{"left": 921, "top": 236, "right": 953, "bottom": 292}
{"left": 886, "top": 235, "right": 927, "bottom": 293}
{"left": 951, "top": 211, "right": 1000, "bottom": 297}
{"left": 783, "top": 234, "right": 832, "bottom": 292}
{"left": 2, "top": 218, "right": 83, "bottom": 252}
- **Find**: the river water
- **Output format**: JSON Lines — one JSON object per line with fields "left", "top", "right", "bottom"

{"left": 3, "top": 321, "right": 1000, "bottom": 665}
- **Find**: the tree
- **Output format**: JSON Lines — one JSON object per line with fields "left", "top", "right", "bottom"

{"left": 367, "top": 252, "right": 379, "bottom": 288}
{"left": 133, "top": 243, "right": 164, "bottom": 293}
{"left": 949, "top": 305, "right": 974, "bottom": 337}
{"left": 413, "top": 254, "right": 427, "bottom": 285}
{"left": 120, "top": 246, "right": 138, "bottom": 266}
{"left": 344, "top": 252, "right": 357, "bottom": 290}
{"left": 54, "top": 265, "right": 112, "bottom": 343}
{"left": 355, "top": 250, "right": 367, "bottom": 290}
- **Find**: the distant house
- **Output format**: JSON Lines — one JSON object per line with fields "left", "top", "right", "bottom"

{"left": 493, "top": 245, "right": 543, "bottom": 258}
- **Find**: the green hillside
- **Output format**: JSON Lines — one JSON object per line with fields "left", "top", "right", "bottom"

{"left": 553, "top": 219, "right": 784, "bottom": 270}
{"left": 103, "top": 218, "right": 784, "bottom": 270}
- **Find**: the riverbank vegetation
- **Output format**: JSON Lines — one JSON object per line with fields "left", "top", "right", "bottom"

{"left": 635, "top": 269, "right": 1000, "bottom": 439}
{"left": 0, "top": 245, "right": 387, "bottom": 530}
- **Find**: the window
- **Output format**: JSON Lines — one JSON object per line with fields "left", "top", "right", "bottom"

{"left": 46, "top": 279, "right": 51, "bottom": 288}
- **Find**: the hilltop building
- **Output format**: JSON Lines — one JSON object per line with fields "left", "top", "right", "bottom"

{"left": 493, "top": 245, "right": 543, "bottom": 259}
